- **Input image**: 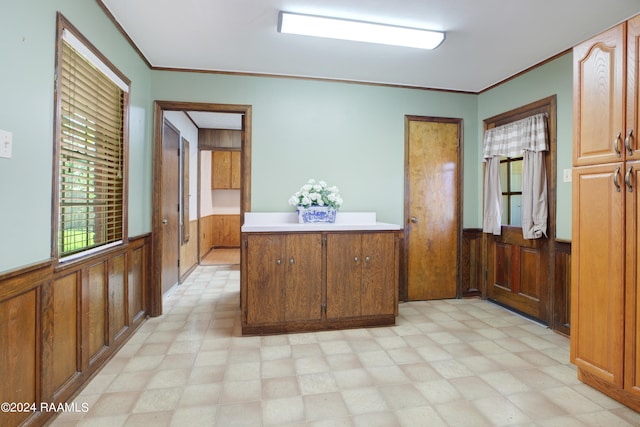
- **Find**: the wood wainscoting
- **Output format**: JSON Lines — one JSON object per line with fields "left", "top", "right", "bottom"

{"left": 553, "top": 239, "right": 571, "bottom": 336}
{"left": 461, "top": 228, "right": 483, "bottom": 298}
{"left": 461, "top": 229, "right": 571, "bottom": 335}
{"left": 0, "top": 235, "right": 151, "bottom": 427}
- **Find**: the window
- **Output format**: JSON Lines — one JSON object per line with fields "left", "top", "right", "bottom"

{"left": 53, "top": 15, "right": 130, "bottom": 260}
{"left": 500, "top": 156, "right": 523, "bottom": 226}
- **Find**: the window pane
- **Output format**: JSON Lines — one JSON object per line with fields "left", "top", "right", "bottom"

{"left": 510, "top": 160, "right": 523, "bottom": 192}
{"left": 501, "top": 195, "right": 509, "bottom": 225}
{"left": 510, "top": 195, "right": 522, "bottom": 226}
{"left": 499, "top": 162, "right": 508, "bottom": 190}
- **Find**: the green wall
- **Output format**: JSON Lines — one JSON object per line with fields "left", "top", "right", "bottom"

{"left": 0, "top": 0, "right": 152, "bottom": 272}
{"left": 150, "top": 71, "right": 479, "bottom": 227}
{"left": 0, "top": 0, "right": 574, "bottom": 274}
{"left": 477, "top": 53, "right": 574, "bottom": 240}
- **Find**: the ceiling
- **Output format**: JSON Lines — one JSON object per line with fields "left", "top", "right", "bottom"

{"left": 100, "top": 0, "right": 640, "bottom": 93}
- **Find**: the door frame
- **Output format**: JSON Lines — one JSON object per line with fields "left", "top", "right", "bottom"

{"left": 481, "top": 95, "right": 557, "bottom": 324}
{"left": 150, "top": 101, "right": 252, "bottom": 316}
{"left": 401, "top": 115, "right": 464, "bottom": 301}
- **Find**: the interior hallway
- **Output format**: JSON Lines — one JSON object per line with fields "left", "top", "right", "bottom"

{"left": 51, "top": 265, "right": 640, "bottom": 426}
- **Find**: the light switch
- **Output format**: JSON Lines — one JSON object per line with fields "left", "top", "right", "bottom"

{"left": 0, "top": 129, "right": 12, "bottom": 159}
{"left": 563, "top": 168, "right": 572, "bottom": 183}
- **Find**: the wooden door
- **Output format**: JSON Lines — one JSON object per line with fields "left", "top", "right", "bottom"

{"left": 628, "top": 16, "right": 640, "bottom": 162}
{"left": 284, "top": 233, "right": 323, "bottom": 322}
{"left": 487, "top": 226, "right": 548, "bottom": 320}
{"left": 361, "top": 233, "right": 396, "bottom": 316}
{"left": 626, "top": 160, "right": 640, "bottom": 395}
{"left": 246, "top": 234, "right": 285, "bottom": 324}
{"left": 571, "top": 164, "right": 625, "bottom": 387}
{"left": 161, "top": 120, "right": 180, "bottom": 295}
{"left": 573, "top": 23, "right": 625, "bottom": 166}
{"left": 326, "top": 233, "right": 362, "bottom": 319}
{"left": 231, "top": 151, "right": 241, "bottom": 189}
{"left": 405, "top": 117, "right": 461, "bottom": 300}
{"left": 211, "top": 151, "right": 231, "bottom": 189}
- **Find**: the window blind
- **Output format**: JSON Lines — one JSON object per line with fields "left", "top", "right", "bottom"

{"left": 58, "top": 39, "right": 125, "bottom": 257}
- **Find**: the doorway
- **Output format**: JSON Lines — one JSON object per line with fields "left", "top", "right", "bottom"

{"left": 404, "top": 116, "right": 463, "bottom": 301}
{"left": 150, "top": 101, "right": 252, "bottom": 316}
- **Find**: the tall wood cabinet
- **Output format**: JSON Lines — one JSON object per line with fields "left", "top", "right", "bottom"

{"left": 241, "top": 230, "right": 400, "bottom": 335}
{"left": 571, "top": 14, "right": 640, "bottom": 410}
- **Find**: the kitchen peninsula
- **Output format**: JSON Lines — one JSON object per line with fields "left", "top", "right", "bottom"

{"left": 240, "top": 212, "right": 402, "bottom": 335}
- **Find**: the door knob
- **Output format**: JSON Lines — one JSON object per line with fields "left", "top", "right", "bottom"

{"left": 410, "top": 217, "right": 418, "bottom": 223}
{"left": 162, "top": 219, "right": 168, "bottom": 224}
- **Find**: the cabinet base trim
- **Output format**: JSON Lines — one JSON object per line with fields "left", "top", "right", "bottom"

{"left": 578, "top": 368, "right": 640, "bottom": 412}
{"left": 242, "top": 315, "right": 396, "bottom": 336}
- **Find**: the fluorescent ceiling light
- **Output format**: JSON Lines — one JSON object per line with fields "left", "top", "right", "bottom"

{"left": 278, "top": 11, "right": 445, "bottom": 50}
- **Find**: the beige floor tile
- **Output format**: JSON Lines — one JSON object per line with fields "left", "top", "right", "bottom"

{"left": 303, "top": 392, "right": 350, "bottom": 421}
{"left": 49, "top": 265, "right": 636, "bottom": 427}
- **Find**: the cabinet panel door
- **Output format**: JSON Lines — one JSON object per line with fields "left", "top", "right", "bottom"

{"left": 628, "top": 16, "right": 640, "bottom": 161}
{"left": 571, "top": 164, "right": 624, "bottom": 386}
{"left": 231, "top": 151, "right": 241, "bottom": 189}
{"left": 285, "top": 233, "right": 323, "bottom": 322}
{"left": 326, "top": 234, "right": 362, "bottom": 319}
{"left": 212, "top": 151, "right": 231, "bottom": 189}
{"left": 573, "top": 24, "right": 625, "bottom": 166}
{"left": 626, "top": 161, "right": 640, "bottom": 395}
{"left": 361, "top": 233, "right": 396, "bottom": 316}
{"left": 246, "top": 235, "right": 284, "bottom": 324}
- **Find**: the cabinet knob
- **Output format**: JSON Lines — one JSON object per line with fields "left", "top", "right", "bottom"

{"left": 276, "top": 259, "right": 281, "bottom": 265}
{"left": 290, "top": 258, "right": 295, "bottom": 265}
{"left": 354, "top": 257, "right": 359, "bottom": 262}
{"left": 410, "top": 216, "right": 418, "bottom": 223}
{"left": 365, "top": 256, "right": 370, "bottom": 263}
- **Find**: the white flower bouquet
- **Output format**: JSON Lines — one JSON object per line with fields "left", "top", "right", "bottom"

{"left": 288, "top": 179, "right": 343, "bottom": 209}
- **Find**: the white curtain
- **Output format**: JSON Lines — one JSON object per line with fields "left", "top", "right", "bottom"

{"left": 482, "top": 113, "right": 548, "bottom": 239}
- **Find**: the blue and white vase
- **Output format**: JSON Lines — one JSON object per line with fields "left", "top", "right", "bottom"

{"left": 297, "top": 205, "right": 337, "bottom": 223}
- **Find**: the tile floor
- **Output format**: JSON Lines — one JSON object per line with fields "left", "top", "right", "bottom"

{"left": 52, "top": 265, "right": 640, "bottom": 426}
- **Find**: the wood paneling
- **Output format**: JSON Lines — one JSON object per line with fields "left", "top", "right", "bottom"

{"left": 0, "top": 235, "right": 151, "bottom": 426}
{"left": 52, "top": 273, "right": 78, "bottom": 391}
{"left": 554, "top": 240, "right": 571, "bottom": 336}
{"left": 214, "top": 215, "right": 241, "bottom": 247}
{"left": 180, "top": 220, "right": 199, "bottom": 279}
{"left": 461, "top": 228, "right": 483, "bottom": 298}
{"left": 200, "top": 215, "right": 216, "bottom": 257}
{"left": 109, "top": 254, "right": 127, "bottom": 342}
{"left": 88, "top": 262, "right": 107, "bottom": 363}
{"left": 0, "top": 288, "right": 38, "bottom": 427}
{"left": 199, "top": 129, "right": 241, "bottom": 149}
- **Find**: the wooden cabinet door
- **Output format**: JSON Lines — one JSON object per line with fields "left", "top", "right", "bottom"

{"left": 284, "top": 233, "right": 323, "bottom": 322}
{"left": 231, "top": 151, "right": 241, "bottom": 189}
{"left": 627, "top": 16, "right": 640, "bottom": 161}
{"left": 573, "top": 24, "right": 625, "bottom": 166}
{"left": 245, "top": 234, "right": 285, "bottom": 324}
{"left": 361, "top": 233, "right": 396, "bottom": 316}
{"left": 326, "top": 233, "right": 362, "bottom": 319}
{"left": 625, "top": 161, "right": 640, "bottom": 395}
{"left": 571, "top": 164, "right": 625, "bottom": 387}
{"left": 211, "top": 151, "right": 231, "bottom": 189}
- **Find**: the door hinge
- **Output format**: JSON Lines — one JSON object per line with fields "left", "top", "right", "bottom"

{"left": 321, "top": 303, "right": 327, "bottom": 314}
{"left": 322, "top": 236, "right": 327, "bottom": 247}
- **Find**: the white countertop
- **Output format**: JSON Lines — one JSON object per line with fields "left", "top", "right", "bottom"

{"left": 241, "top": 212, "right": 402, "bottom": 232}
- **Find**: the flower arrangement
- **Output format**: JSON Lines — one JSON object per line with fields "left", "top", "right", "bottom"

{"left": 288, "top": 179, "right": 343, "bottom": 210}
